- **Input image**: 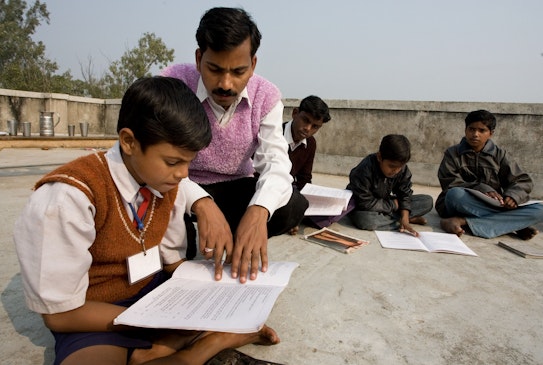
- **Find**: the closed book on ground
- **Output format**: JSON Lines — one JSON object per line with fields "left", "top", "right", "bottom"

{"left": 302, "top": 227, "right": 369, "bottom": 254}
{"left": 497, "top": 241, "right": 543, "bottom": 259}
{"left": 114, "top": 260, "right": 298, "bottom": 333}
{"left": 375, "top": 231, "right": 477, "bottom": 256}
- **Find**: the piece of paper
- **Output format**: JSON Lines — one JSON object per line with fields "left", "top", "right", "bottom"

{"left": 375, "top": 231, "right": 477, "bottom": 256}
{"left": 301, "top": 183, "right": 353, "bottom": 216}
{"left": 114, "top": 260, "right": 298, "bottom": 333}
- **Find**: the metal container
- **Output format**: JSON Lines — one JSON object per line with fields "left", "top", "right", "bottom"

{"left": 22, "top": 122, "right": 31, "bottom": 137}
{"left": 39, "top": 111, "right": 60, "bottom": 136}
{"left": 7, "top": 120, "right": 18, "bottom": 136}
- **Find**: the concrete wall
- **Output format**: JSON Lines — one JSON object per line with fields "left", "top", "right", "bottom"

{"left": 283, "top": 99, "right": 543, "bottom": 198}
{"left": 2, "top": 88, "right": 542, "bottom": 197}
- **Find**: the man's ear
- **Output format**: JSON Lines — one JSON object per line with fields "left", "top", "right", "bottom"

{"left": 195, "top": 49, "right": 202, "bottom": 72}
{"left": 119, "top": 128, "right": 137, "bottom": 156}
{"left": 292, "top": 107, "right": 299, "bottom": 119}
{"left": 376, "top": 151, "right": 382, "bottom": 162}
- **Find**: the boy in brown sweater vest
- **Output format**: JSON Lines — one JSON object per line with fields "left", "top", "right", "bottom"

{"left": 14, "top": 77, "right": 279, "bottom": 365}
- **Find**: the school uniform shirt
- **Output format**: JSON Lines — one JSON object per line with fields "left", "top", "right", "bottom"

{"left": 14, "top": 142, "right": 209, "bottom": 314}
{"left": 283, "top": 120, "right": 316, "bottom": 190}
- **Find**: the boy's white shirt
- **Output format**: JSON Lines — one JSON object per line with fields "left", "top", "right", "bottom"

{"left": 283, "top": 119, "right": 307, "bottom": 152}
{"left": 14, "top": 142, "right": 209, "bottom": 314}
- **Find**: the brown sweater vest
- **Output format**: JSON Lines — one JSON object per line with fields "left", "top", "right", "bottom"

{"left": 36, "top": 152, "right": 177, "bottom": 303}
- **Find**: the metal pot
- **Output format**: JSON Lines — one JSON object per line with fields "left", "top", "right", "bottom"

{"left": 39, "top": 111, "right": 60, "bottom": 136}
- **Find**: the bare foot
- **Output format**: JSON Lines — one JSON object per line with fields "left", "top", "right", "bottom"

{"left": 440, "top": 217, "right": 466, "bottom": 236}
{"left": 409, "top": 216, "right": 427, "bottom": 225}
{"left": 129, "top": 330, "right": 204, "bottom": 365}
{"left": 515, "top": 226, "right": 539, "bottom": 240}
{"left": 140, "top": 325, "right": 280, "bottom": 365}
{"left": 288, "top": 226, "right": 299, "bottom": 235}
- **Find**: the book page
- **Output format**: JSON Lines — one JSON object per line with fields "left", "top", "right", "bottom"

{"left": 114, "top": 261, "right": 298, "bottom": 333}
{"left": 375, "top": 231, "right": 428, "bottom": 251}
{"left": 301, "top": 183, "right": 353, "bottom": 215}
{"left": 173, "top": 260, "right": 299, "bottom": 287}
{"left": 418, "top": 232, "right": 477, "bottom": 256}
{"left": 303, "top": 195, "right": 346, "bottom": 216}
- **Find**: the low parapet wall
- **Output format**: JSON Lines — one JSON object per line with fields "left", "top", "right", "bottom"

{"left": 1, "top": 89, "right": 542, "bottom": 197}
{"left": 284, "top": 99, "right": 543, "bottom": 198}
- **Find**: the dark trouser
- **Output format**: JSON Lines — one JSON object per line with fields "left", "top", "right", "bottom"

{"left": 202, "top": 177, "right": 308, "bottom": 236}
{"left": 349, "top": 194, "right": 434, "bottom": 231}
{"left": 185, "top": 177, "right": 308, "bottom": 258}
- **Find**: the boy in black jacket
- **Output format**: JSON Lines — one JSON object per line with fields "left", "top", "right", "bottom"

{"left": 348, "top": 134, "right": 433, "bottom": 236}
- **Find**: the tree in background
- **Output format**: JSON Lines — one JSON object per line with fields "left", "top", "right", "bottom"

{"left": 0, "top": 0, "right": 71, "bottom": 92}
{"left": 0, "top": 1, "right": 175, "bottom": 99}
{"left": 103, "top": 32, "right": 174, "bottom": 98}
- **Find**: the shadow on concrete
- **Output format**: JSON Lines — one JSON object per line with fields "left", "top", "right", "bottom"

{"left": 1, "top": 274, "right": 55, "bottom": 364}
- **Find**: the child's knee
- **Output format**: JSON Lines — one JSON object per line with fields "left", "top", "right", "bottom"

{"left": 445, "top": 187, "right": 467, "bottom": 202}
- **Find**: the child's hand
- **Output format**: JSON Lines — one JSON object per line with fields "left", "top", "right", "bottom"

{"left": 399, "top": 218, "right": 419, "bottom": 237}
{"left": 503, "top": 196, "right": 518, "bottom": 209}
{"left": 485, "top": 191, "right": 504, "bottom": 206}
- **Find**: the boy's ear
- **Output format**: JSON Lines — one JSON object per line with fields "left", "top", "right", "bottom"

{"left": 119, "top": 128, "right": 137, "bottom": 156}
{"left": 292, "top": 107, "right": 299, "bottom": 119}
{"left": 376, "top": 151, "right": 382, "bottom": 162}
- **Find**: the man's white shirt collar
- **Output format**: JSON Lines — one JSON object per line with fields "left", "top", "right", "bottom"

{"left": 196, "top": 77, "right": 251, "bottom": 127}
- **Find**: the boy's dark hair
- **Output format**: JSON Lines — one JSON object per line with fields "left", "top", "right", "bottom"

{"left": 299, "top": 95, "right": 331, "bottom": 123}
{"left": 196, "top": 7, "right": 261, "bottom": 57}
{"left": 379, "top": 134, "right": 411, "bottom": 164}
{"left": 465, "top": 109, "right": 497, "bottom": 131}
{"left": 117, "top": 76, "right": 211, "bottom": 152}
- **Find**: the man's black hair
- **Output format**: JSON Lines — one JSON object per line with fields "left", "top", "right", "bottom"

{"left": 196, "top": 7, "right": 262, "bottom": 57}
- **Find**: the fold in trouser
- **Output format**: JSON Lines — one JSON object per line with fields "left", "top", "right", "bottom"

{"left": 444, "top": 187, "right": 543, "bottom": 238}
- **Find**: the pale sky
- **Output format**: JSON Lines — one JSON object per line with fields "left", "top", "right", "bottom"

{"left": 36, "top": 0, "right": 543, "bottom": 103}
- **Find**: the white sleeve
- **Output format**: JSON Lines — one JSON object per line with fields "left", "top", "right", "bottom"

{"left": 14, "top": 183, "right": 96, "bottom": 314}
{"left": 159, "top": 178, "right": 210, "bottom": 264}
{"left": 251, "top": 100, "right": 294, "bottom": 216}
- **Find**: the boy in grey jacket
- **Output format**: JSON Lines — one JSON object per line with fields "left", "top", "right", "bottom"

{"left": 437, "top": 109, "right": 543, "bottom": 239}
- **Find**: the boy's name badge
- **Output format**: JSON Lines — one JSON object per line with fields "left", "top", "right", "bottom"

{"left": 127, "top": 245, "right": 162, "bottom": 285}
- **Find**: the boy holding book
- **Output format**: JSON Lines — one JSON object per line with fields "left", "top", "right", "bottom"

{"left": 436, "top": 109, "right": 543, "bottom": 239}
{"left": 14, "top": 77, "right": 279, "bottom": 365}
{"left": 347, "top": 134, "right": 433, "bottom": 236}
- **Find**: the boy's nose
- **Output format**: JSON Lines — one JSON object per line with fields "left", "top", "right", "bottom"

{"left": 173, "top": 165, "right": 189, "bottom": 180}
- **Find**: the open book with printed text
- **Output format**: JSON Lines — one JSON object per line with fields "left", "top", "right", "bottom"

{"left": 375, "top": 231, "right": 477, "bottom": 256}
{"left": 114, "top": 260, "right": 298, "bottom": 333}
{"left": 300, "top": 183, "right": 353, "bottom": 216}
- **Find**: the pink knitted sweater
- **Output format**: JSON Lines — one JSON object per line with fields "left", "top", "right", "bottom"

{"left": 161, "top": 64, "right": 281, "bottom": 184}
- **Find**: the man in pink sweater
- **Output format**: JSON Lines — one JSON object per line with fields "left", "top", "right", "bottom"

{"left": 162, "top": 7, "right": 308, "bottom": 283}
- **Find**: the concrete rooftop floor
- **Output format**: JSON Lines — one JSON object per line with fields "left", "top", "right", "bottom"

{"left": 1, "top": 147, "right": 542, "bottom": 365}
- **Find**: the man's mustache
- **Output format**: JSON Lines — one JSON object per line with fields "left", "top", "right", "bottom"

{"left": 212, "top": 88, "right": 237, "bottom": 97}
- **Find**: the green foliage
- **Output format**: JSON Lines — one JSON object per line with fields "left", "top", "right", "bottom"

{"left": 0, "top": 0, "right": 61, "bottom": 92}
{"left": 0, "top": 1, "right": 175, "bottom": 98}
{"left": 103, "top": 32, "right": 175, "bottom": 98}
